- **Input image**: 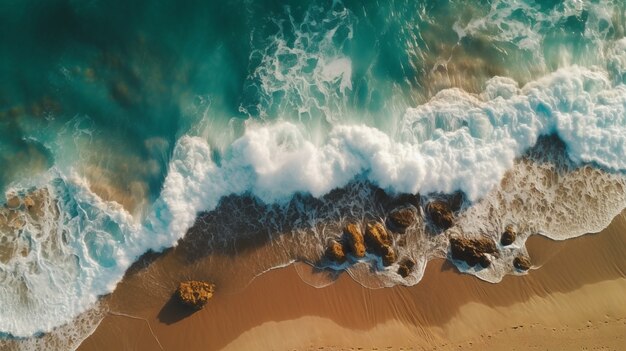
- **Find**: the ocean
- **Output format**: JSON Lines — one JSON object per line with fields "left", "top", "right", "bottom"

{"left": 1, "top": 0, "right": 626, "bottom": 347}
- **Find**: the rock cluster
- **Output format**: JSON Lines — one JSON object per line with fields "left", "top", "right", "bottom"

{"left": 176, "top": 281, "right": 215, "bottom": 310}
{"left": 500, "top": 225, "right": 516, "bottom": 246}
{"left": 325, "top": 221, "right": 400, "bottom": 267}
{"left": 449, "top": 236, "right": 498, "bottom": 268}
{"left": 1, "top": 190, "right": 49, "bottom": 263}
{"left": 319, "top": 190, "right": 538, "bottom": 281}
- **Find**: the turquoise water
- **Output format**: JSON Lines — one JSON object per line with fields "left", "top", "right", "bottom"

{"left": 1, "top": 0, "right": 626, "bottom": 341}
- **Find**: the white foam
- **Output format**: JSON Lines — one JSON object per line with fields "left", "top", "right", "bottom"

{"left": 243, "top": 4, "right": 354, "bottom": 122}
{"left": 607, "top": 38, "right": 626, "bottom": 83}
{"left": 0, "top": 173, "right": 133, "bottom": 337}
{"left": 455, "top": 0, "right": 617, "bottom": 69}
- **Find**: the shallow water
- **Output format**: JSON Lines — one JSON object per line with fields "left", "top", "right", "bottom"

{"left": 1, "top": 0, "right": 626, "bottom": 343}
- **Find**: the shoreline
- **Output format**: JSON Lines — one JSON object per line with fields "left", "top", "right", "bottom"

{"left": 77, "top": 211, "right": 626, "bottom": 350}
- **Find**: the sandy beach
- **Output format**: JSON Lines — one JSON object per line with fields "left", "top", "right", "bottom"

{"left": 77, "top": 210, "right": 626, "bottom": 351}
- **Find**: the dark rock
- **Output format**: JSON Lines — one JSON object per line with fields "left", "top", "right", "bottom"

{"left": 389, "top": 193, "right": 421, "bottom": 209}
{"left": 397, "top": 258, "right": 416, "bottom": 277}
{"left": 325, "top": 240, "right": 346, "bottom": 264}
{"left": 374, "top": 189, "right": 420, "bottom": 211}
{"left": 343, "top": 223, "right": 366, "bottom": 258}
{"left": 110, "top": 81, "right": 136, "bottom": 107}
{"left": 380, "top": 245, "right": 397, "bottom": 266}
{"left": 447, "top": 191, "right": 465, "bottom": 212}
{"left": 500, "top": 225, "right": 516, "bottom": 246}
{"left": 373, "top": 188, "right": 394, "bottom": 207}
{"left": 513, "top": 256, "right": 531, "bottom": 271}
{"left": 426, "top": 201, "right": 454, "bottom": 229}
{"left": 386, "top": 207, "right": 417, "bottom": 233}
{"left": 449, "top": 236, "right": 498, "bottom": 267}
{"left": 364, "top": 221, "right": 392, "bottom": 254}
{"left": 478, "top": 254, "right": 491, "bottom": 268}
{"left": 176, "top": 281, "right": 215, "bottom": 310}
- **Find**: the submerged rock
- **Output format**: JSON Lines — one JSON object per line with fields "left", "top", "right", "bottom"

{"left": 176, "top": 281, "right": 215, "bottom": 310}
{"left": 364, "top": 221, "right": 392, "bottom": 254}
{"left": 390, "top": 193, "right": 421, "bottom": 209}
{"left": 397, "top": 258, "right": 416, "bottom": 277}
{"left": 500, "top": 225, "right": 516, "bottom": 246}
{"left": 513, "top": 255, "right": 532, "bottom": 271}
{"left": 386, "top": 207, "right": 417, "bottom": 233}
{"left": 325, "top": 239, "right": 346, "bottom": 264}
{"left": 6, "top": 195, "right": 20, "bottom": 209}
{"left": 449, "top": 236, "right": 498, "bottom": 268}
{"left": 343, "top": 223, "right": 366, "bottom": 258}
{"left": 380, "top": 245, "right": 397, "bottom": 266}
{"left": 426, "top": 201, "right": 454, "bottom": 230}
{"left": 23, "top": 196, "right": 35, "bottom": 210}
{"left": 478, "top": 254, "right": 492, "bottom": 268}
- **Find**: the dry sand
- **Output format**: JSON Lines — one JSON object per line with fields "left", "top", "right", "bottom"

{"left": 78, "top": 212, "right": 626, "bottom": 351}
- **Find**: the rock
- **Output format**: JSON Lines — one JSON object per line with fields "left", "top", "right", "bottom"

{"left": 363, "top": 221, "right": 396, "bottom": 266}
{"left": 396, "top": 236, "right": 407, "bottom": 247}
{"left": 343, "top": 223, "right": 366, "bottom": 258}
{"left": 500, "top": 225, "right": 516, "bottom": 246}
{"left": 325, "top": 240, "right": 346, "bottom": 264}
{"left": 380, "top": 245, "right": 397, "bottom": 266}
{"left": 6, "top": 195, "right": 20, "bottom": 209}
{"left": 84, "top": 67, "right": 96, "bottom": 81}
{"left": 364, "top": 221, "right": 392, "bottom": 254}
{"left": 447, "top": 191, "right": 465, "bottom": 212}
{"left": 176, "top": 281, "right": 215, "bottom": 310}
{"left": 478, "top": 254, "right": 491, "bottom": 268}
{"left": 397, "top": 258, "right": 416, "bottom": 277}
{"left": 389, "top": 193, "right": 421, "bottom": 209}
{"left": 374, "top": 190, "right": 420, "bottom": 211}
{"left": 110, "top": 81, "right": 135, "bottom": 107}
{"left": 513, "top": 256, "right": 531, "bottom": 271}
{"left": 8, "top": 105, "right": 25, "bottom": 118}
{"left": 449, "top": 236, "right": 498, "bottom": 267}
{"left": 23, "top": 196, "right": 35, "bottom": 210}
{"left": 426, "top": 201, "right": 454, "bottom": 229}
{"left": 386, "top": 207, "right": 417, "bottom": 233}
{"left": 8, "top": 216, "right": 25, "bottom": 230}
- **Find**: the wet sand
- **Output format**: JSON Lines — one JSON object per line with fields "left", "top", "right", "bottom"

{"left": 79, "top": 212, "right": 626, "bottom": 351}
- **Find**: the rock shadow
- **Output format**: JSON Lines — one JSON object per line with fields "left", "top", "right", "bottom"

{"left": 157, "top": 293, "right": 198, "bottom": 325}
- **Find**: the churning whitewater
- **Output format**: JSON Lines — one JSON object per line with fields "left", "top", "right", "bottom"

{"left": 1, "top": 0, "right": 626, "bottom": 340}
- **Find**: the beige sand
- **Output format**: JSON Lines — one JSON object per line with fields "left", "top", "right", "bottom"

{"left": 79, "top": 212, "right": 626, "bottom": 351}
